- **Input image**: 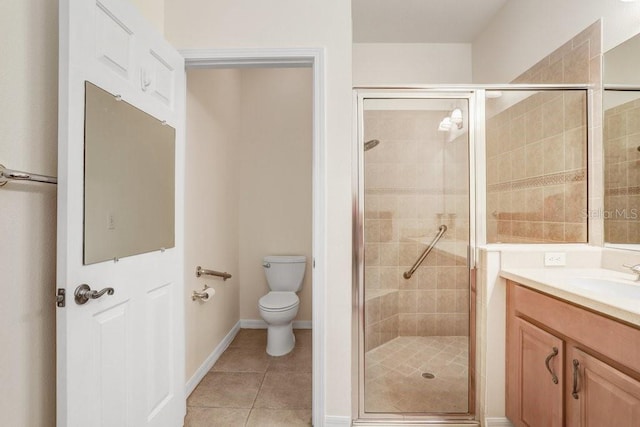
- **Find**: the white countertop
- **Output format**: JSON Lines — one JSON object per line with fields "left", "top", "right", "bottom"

{"left": 500, "top": 267, "right": 640, "bottom": 327}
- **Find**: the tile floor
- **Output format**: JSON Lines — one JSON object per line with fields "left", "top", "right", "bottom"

{"left": 186, "top": 329, "right": 312, "bottom": 427}
{"left": 364, "top": 336, "right": 468, "bottom": 413}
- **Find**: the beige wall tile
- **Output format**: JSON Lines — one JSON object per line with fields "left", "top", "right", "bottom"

{"left": 416, "top": 290, "right": 437, "bottom": 314}
{"left": 542, "top": 96, "right": 565, "bottom": 138}
{"left": 543, "top": 185, "right": 565, "bottom": 222}
{"left": 436, "top": 290, "right": 456, "bottom": 314}
{"left": 436, "top": 266, "right": 457, "bottom": 289}
{"left": 525, "top": 107, "right": 544, "bottom": 144}
{"left": 399, "top": 314, "right": 417, "bottom": 336}
{"left": 365, "top": 298, "right": 381, "bottom": 326}
{"left": 416, "top": 314, "right": 437, "bottom": 336}
{"left": 398, "top": 290, "right": 418, "bottom": 314}
{"left": 417, "top": 266, "right": 438, "bottom": 289}
{"left": 380, "top": 292, "right": 398, "bottom": 319}
{"left": 543, "top": 134, "right": 565, "bottom": 174}
{"left": 563, "top": 42, "right": 590, "bottom": 83}
{"left": 525, "top": 141, "right": 545, "bottom": 177}
{"left": 380, "top": 266, "right": 402, "bottom": 289}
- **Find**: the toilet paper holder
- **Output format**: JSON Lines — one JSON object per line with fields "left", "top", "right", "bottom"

{"left": 192, "top": 284, "right": 213, "bottom": 301}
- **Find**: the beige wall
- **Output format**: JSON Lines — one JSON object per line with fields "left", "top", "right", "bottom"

{"left": 164, "top": 0, "right": 353, "bottom": 417}
{"left": 0, "top": 1, "right": 58, "bottom": 426}
{"left": 128, "top": 0, "right": 164, "bottom": 34}
{"left": 353, "top": 43, "right": 472, "bottom": 86}
{"left": 184, "top": 68, "right": 242, "bottom": 380}
{"left": 238, "top": 68, "right": 313, "bottom": 322}
{"left": 485, "top": 23, "right": 598, "bottom": 245}
{"left": 472, "top": 0, "right": 640, "bottom": 83}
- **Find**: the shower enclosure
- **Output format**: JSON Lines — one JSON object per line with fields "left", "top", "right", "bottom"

{"left": 353, "top": 91, "right": 476, "bottom": 421}
{"left": 353, "top": 86, "right": 589, "bottom": 424}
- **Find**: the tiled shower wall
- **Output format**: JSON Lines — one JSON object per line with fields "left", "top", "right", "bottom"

{"left": 486, "top": 91, "right": 588, "bottom": 242}
{"left": 364, "top": 110, "right": 469, "bottom": 351}
{"left": 486, "top": 21, "right": 602, "bottom": 243}
{"left": 604, "top": 98, "right": 640, "bottom": 243}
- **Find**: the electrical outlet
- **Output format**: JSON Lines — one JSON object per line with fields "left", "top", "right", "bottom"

{"left": 107, "top": 212, "right": 116, "bottom": 230}
{"left": 544, "top": 252, "right": 566, "bottom": 266}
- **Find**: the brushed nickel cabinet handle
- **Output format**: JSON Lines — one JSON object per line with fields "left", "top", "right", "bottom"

{"left": 572, "top": 359, "right": 580, "bottom": 399}
{"left": 545, "top": 346, "right": 559, "bottom": 384}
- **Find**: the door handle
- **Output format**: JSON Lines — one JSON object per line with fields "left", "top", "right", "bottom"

{"left": 74, "top": 284, "right": 115, "bottom": 305}
{"left": 544, "top": 346, "right": 559, "bottom": 384}
{"left": 572, "top": 359, "right": 580, "bottom": 399}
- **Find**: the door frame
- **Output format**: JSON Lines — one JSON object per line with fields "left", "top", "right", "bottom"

{"left": 352, "top": 88, "right": 479, "bottom": 423}
{"left": 181, "top": 47, "right": 326, "bottom": 427}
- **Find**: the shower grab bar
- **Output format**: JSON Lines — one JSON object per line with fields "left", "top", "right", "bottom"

{"left": 196, "top": 266, "right": 232, "bottom": 281}
{"left": 402, "top": 225, "right": 447, "bottom": 280}
{"left": 0, "top": 164, "right": 57, "bottom": 186}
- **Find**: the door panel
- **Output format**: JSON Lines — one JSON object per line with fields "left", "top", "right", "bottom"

{"left": 95, "top": 303, "right": 130, "bottom": 426}
{"left": 507, "top": 317, "right": 564, "bottom": 427}
{"left": 58, "top": 0, "right": 185, "bottom": 426}
{"left": 95, "top": 3, "right": 134, "bottom": 78}
{"left": 146, "top": 284, "right": 174, "bottom": 418}
{"left": 567, "top": 347, "right": 640, "bottom": 427}
{"left": 358, "top": 95, "right": 472, "bottom": 415}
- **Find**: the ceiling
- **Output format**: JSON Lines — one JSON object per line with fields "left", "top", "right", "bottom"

{"left": 352, "top": 0, "right": 509, "bottom": 43}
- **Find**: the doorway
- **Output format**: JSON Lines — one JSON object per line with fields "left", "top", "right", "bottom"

{"left": 182, "top": 49, "right": 326, "bottom": 426}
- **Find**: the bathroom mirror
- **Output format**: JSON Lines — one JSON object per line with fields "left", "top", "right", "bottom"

{"left": 84, "top": 81, "right": 175, "bottom": 264}
{"left": 603, "top": 33, "right": 640, "bottom": 249}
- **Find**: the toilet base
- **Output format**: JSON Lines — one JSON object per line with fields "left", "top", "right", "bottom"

{"left": 266, "top": 323, "right": 296, "bottom": 356}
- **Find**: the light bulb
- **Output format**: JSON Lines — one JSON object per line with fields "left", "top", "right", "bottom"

{"left": 438, "top": 117, "right": 452, "bottom": 131}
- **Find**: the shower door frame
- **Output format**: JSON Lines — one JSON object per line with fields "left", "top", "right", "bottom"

{"left": 352, "top": 84, "right": 592, "bottom": 425}
{"left": 352, "top": 88, "right": 481, "bottom": 424}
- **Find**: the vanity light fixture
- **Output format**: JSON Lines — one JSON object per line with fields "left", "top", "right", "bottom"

{"left": 450, "top": 108, "right": 463, "bottom": 127}
{"left": 438, "top": 116, "right": 452, "bottom": 131}
{"left": 438, "top": 108, "right": 463, "bottom": 132}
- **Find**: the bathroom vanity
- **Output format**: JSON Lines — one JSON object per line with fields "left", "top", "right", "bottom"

{"left": 503, "top": 273, "right": 640, "bottom": 426}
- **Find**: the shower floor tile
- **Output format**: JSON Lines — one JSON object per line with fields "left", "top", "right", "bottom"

{"left": 364, "top": 336, "right": 468, "bottom": 413}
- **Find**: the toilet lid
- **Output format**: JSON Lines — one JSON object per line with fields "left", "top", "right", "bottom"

{"left": 259, "top": 291, "right": 299, "bottom": 311}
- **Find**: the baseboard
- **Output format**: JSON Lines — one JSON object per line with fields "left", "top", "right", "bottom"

{"left": 184, "top": 320, "right": 241, "bottom": 397}
{"left": 324, "top": 415, "right": 352, "bottom": 426}
{"left": 484, "top": 417, "right": 513, "bottom": 427}
{"left": 240, "top": 319, "right": 313, "bottom": 329}
{"left": 353, "top": 422, "right": 476, "bottom": 427}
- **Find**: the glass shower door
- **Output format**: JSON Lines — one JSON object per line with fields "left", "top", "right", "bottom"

{"left": 358, "top": 96, "right": 472, "bottom": 416}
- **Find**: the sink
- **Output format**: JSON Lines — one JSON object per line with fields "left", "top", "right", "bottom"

{"left": 566, "top": 277, "right": 640, "bottom": 299}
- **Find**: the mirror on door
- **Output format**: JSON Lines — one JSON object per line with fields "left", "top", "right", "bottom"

{"left": 83, "top": 81, "right": 176, "bottom": 264}
{"left": 603, "top": 33, "right": 640, "bottom": 248}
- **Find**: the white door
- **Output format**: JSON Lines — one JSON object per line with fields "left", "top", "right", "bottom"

{"left": 57, "top": 0, "right": 185, "bottom": 426}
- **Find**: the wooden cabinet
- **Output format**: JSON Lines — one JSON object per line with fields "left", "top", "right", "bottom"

{"left": 566, "top": 347, "right": 640, "bottom": 427}
{"left": 507, "top": 317, "right": 564, "bottom": 426}
{"left": 506, "top": 280, "right": 640, "bottom": 427}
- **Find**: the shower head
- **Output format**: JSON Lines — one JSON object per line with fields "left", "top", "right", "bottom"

{"left": 364, "top": 139, "right": 380, "bottom": 151}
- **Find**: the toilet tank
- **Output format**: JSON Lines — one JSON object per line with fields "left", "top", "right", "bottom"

{"left": 263, "top": 255, "right": 306, "bottom": 292}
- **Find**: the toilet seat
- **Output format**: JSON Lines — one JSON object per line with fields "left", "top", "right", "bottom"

{"left": 259, "top": 291, "right": 299, "bottom": 312}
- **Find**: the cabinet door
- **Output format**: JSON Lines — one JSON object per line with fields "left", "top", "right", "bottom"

{"left": 567, "top": 347, "right": 640, "bottom": 427}
{"left": 507, "top": 317, "right": 564, "bottom": 427}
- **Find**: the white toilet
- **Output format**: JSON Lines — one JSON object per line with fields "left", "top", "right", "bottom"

{"left": 258, "top": 255, "right": 306, "bottom": 356}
